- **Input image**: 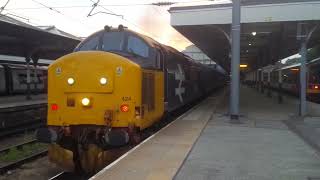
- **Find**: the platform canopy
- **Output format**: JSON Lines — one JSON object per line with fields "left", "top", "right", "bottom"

{"left": 169, "top": 0, "right": 320, "bottom": 71}
{"left": 0, "top": 15, "right": 81, "bottom": 60}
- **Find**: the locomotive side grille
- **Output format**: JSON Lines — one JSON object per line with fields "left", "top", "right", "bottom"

{"left": 142, "top": 72, "right": 155, "bottom": 111}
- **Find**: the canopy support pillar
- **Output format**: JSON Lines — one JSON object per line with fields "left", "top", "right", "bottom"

{"left": 230, "top": 0, "right": 241, "bottom": 122}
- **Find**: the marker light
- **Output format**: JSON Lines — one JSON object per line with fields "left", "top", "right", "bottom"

{"left": 67, "top": 78, "right": 75, "bottom": 85}
{"left": 81, "top": 98, "right": 90, "bottom": 106}
{"left": 120, "top": 104, "right": 129, "bottom": 112}
{"left": 51, "top": 104, "right": 59, "bottom": 111}
{"left": 100, "top": 77, "right": 107, "bottom": 85}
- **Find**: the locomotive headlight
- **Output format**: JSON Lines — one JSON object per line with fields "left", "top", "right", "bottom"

{"left": 100, "top": 77, "right": 107, "bottom": 85}
{"left": 67, "top": 77, "right": 75, "bottom": 85}
{"left": 81, "top": 98, "right": 90, "bottom": 106}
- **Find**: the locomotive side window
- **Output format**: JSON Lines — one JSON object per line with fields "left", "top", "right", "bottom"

{"left": 155, "top": 50, "right": 163, "bottom": 69}
{"left": 78, "top": 34, "right": 100, "bottom": 51}
{"left": 127, "top": 36, "right": 149, "bottom": 58}
{"left": 102, "top": 32, "right": 124, "bottom": 51}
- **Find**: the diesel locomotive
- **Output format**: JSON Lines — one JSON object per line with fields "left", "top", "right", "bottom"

{"left": 37, "top": 26, "right": 227, "bottom": 173}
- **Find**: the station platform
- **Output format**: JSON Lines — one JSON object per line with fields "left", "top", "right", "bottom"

{"left": 91, "top": 86, "right": 320, "bottom": 180}
{"left": 0, "top": 94, "right": 47, "bottom": 111}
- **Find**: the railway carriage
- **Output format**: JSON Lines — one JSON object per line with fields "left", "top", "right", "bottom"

{"left": 244, "top": 45, "right": 320, "bottom": 101}
{"left": 36, "top": 26, "right": 227, "bottom": 173}
{"left": 0, "top": 64, "right": 47, "bottom": 95}
{"left": 279, "top": 60, "right": 320, "bottom": 99}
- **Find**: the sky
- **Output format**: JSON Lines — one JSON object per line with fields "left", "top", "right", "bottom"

{"left": 0, "top": 0, "right": 228, "bottom": 51}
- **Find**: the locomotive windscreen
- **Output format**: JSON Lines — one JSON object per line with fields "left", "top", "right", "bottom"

{"left": 74, "top": 30, "right": 158, "bottom": 69}
{"left": 76, "top": 32, "right": 125, "bottom": 52}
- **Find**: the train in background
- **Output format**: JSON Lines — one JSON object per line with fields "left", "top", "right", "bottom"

{"left": 0, "top": 63, "right": 48, "bottom": 95}
{"left": 36, "top": 25, "right": 227, "bottom": 173}
{"left": 244, "top": 45, "right": 320, "bottom": 101}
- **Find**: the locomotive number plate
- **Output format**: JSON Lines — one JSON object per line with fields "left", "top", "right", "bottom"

{"left": 122, "top": 96, "right": 131, "bottom": 101}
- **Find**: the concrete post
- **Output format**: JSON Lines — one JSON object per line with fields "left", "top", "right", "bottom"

{"left": 296, "top": 23, "right": 318, "bottom": 116}
{"left": 267, "top": 71, "right": 272, "bottom": 97}
{"left": 32, "top": 57, "right": 39, "bottom": 94}
{"left": 256, "top": 69, "right": 260, "bottom": 92}
{"left": 230, "top": 0, "right": 241, "bottom": 121}
{"left": 261, "top": 71, "right": 264, "bottom": 94}
{"left": 25, "top": 56, "right": 32, "bottom": 100}
{"left": 259, "top": 70, "right": 262, "bottom": 92}
{"left": 278, "top": 70, "right": 283, "bottom": 104}
{"left": 255, "top": 70, "right": 258, "bottom": 90}
{"left": 299, "top": 41, "right": 307, "bottom": 116}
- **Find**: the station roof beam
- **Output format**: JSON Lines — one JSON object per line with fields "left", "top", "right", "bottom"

{"left": 169, "top": 0, "right": 320, "bottom": 71}
{"left": 0, "top": 15, "right": 81, "bottom": 60}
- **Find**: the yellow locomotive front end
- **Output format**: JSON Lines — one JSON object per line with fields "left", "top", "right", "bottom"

{"left": 37, "top": 50, "right": 164, "bottom": 173}
{"left": 48, "top": 51, "right": 142, "bottom": 128}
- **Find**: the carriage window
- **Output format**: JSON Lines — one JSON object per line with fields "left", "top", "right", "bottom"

{"left": 78, "top": 35, "right": 100, "bottom": 51}
{"left": 102, "top": 32, "right": 124, "bottom": 51}
{"left": 127, "top": 36, "right": 149, "bottom": 58}
{"left": 309, "top": 68, "right": 320, "bottom": 83}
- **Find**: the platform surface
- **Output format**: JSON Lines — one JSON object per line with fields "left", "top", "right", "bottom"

{"left": 91, "top": 86, "right": 320, "bottom": 180}
{"left": 0, "top": 94, "right": 47, "bottom": 109}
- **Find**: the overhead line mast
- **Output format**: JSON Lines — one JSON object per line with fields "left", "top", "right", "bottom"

{"left": 0, "top": 0, "right": 10, "bottom": 14}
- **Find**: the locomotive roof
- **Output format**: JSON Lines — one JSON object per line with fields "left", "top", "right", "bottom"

{"left": 94, "top": 27, "right": 197, "bottom": 62}
{"left": 79, "top": 26, "right": 220, "bottom": 70}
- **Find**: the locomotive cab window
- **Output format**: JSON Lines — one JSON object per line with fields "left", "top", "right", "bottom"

{"left": 102, "top": 32, "right": 125, "bottom": 51}
{"left": 155, "top": 50, "right": 162, "bottom": 69}
{"left": 77, "top": 33, "right": 101, "bottom": 51}
{"left": 127, "top": 36, "right": 149, "bottom": 58}
{"left": 75, "top": 30, "right": 162, "bottom": 70}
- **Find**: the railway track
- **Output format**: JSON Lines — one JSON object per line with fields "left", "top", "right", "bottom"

{"left": 0, "top": 139, "right": 48, "bottom": 175}
{"left": 0, "top": 121, "right": 45, "bottom": 139}
{"left": 0, "top": 103, "right": 46, "bottom": 113}
{"left": 0, "top": 103, "right": 47, "bottom": 139}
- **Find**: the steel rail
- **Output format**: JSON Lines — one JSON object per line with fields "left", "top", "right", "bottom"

{"left": 0, "top": 121, "right": 45, "bottom": 139}
{"left": 0, "top": 149, "right": 48, "bottom": 175}
{"left": 0, "top": 139, "right": 38, "bottom": 154}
